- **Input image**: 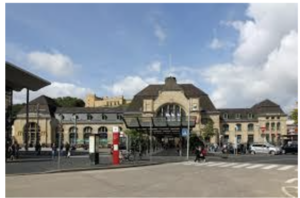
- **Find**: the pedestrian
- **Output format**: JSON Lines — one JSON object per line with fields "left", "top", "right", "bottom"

{"left": 60, "top": 143, "right": 64, "bottom": 156}
{"left": 194, "top": 146, "right": 201, "bottom": 162}
{"left": 51, "top": 143, "right": 57, "bottom": 159}
{"left": 14, "top": 142, "right": 20, "bottom": 159}
{"left": 10, "top": 143, "right": 16, "bottom": 161}
{"left": 200, "top": 146, "right": 207, "bottom": 162}
{"left": 65, "top": 142, "right": 71, "bottom": 158}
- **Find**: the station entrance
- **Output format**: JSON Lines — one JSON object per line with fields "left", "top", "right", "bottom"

{"left": 122, "top": 115, "right": 197, "bottom": 159}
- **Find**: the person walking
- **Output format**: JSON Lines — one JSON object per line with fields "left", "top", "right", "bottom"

{"left": 51, "top": 143, "right": 57, "bottom": 159}
{"left": 194, "top": 146, "right": 201, "bottom": 162}
{"left": 200, "top": 146, "right": 207, "bottom": 162}
{"left": 65, "top": 142, "right": 71, "bottom": 158}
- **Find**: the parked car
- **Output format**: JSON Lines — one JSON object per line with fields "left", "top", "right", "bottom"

{"left": 250, "top": 143, "right": 281, "bottom": 155}
{"left": 281, "top": 143, "right": 298, "bottom": 154}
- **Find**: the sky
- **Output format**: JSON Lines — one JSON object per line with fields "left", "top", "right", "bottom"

{"left": 5, "top": 3, "right": 298, "bottom": 113}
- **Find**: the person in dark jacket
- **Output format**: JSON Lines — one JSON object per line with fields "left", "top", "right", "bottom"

{"left": 65, "top": 142, "right": 70, "bottom": 158}
{"left": 194, "top": 146, "right": 201, "bottom": 162}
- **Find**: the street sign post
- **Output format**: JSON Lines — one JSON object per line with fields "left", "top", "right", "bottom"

{"left": 181, "top": 128, "right": 188, "bottom": 137}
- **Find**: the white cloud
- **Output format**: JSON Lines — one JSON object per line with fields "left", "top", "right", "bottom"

{"left": 209, "top": 38, "right": 224, "bottom": 50}
{"left": 233, "top": 3, "right": 297, "bottom": 66}
{"left": 13, "top": 82, "right": 93, "bottom": 104}
{"left": 103, "top": 76, "right": 148, "bottom": 98}
{"left": 27, "top": 51, "right": 77, "bottom": 77}
{"left": 204, "top": 4, "right": 298, "bottom": 113}
{"left": 154, "top": 23, "right": 166, "bottom": 45}
{"left": 147, "top": 61, "right": 161, "bottom": 72}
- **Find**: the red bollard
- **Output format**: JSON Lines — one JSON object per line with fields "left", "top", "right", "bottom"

{"left": 112, "top": 126, "right": 120, "bottom": 165}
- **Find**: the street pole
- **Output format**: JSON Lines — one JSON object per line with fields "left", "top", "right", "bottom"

{"left": 73, "top": 114, "right": 77, "bottom": 147}
{"left": 187, "top": 100, "right": 190, "bottom": 160}
{"left": 150, "top": 120, "right": 152, "bottom": 162}
{"left": 36, "top": 103, "right": 39, "bottom": 146}
{"left": 58, "top": 114, "right": 63, "bottom": 170}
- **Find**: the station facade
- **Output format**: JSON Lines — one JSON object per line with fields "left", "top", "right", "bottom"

{"left": 12, "top": 77, "right": 287, "bottom": 147}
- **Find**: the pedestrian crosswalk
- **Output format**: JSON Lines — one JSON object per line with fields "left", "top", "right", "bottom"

{"left": 180, "top": 161, "right": 298, "bottom": 172}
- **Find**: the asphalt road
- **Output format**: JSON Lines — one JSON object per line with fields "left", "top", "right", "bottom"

{"left": 6, "top": 150, "right": 297, "bottom": 175}
{"left": 6, "top": 161, "right": 298, "bottom": 197}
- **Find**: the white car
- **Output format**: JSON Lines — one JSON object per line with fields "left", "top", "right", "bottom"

{"left": 250, "top": 143, "right": 281, "bottom": 155}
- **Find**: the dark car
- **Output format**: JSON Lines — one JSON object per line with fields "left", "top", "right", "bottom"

{"left": 281, "top": 143, "right": 298, "bottom": 154}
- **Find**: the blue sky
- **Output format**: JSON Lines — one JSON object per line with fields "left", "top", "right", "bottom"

{"left": 6, "top": 3, "right": 298, "bottom": 112}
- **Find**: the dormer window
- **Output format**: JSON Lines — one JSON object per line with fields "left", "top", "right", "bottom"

{"left": 87, "top": 114, "right": 93, "bottom": 121}
{"left": 248, "top": 113, "right": 254, "bottom": 119}
{"left": 236, "top": 114, "right": 241, "bottom": 119}
{"left": 117, "top": 114, "right": 122, "bottom": 120}
{"left": 223, "top": 113, "right": 228, "bottom": 119}
{"left": 102, "top": 114, "right": 108, "bottom": 120}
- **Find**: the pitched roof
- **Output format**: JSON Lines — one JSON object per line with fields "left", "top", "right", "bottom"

{"left": 251, "top": 99, "right": 285, "bottom": 114}
{"left": 18, "top": 95, "right": 58, "bottom": 117}
{"left": 127, "top": 82, "right": 216, "bottom": 112}
{"left": 55, "top": 106, "right": 126, "bottom": 114}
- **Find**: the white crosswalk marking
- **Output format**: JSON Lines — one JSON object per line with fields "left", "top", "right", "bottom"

{"left": 206, "top": 162, "right": 227, "bottom": 167}
{"left": 246, "top": 164, "right": 264, "bottom": 169}
{"left": 219, "top": 163, "right": 238, "bottom": 167}
{"left": 180, "top": 161, "right": 297, "bottom": 172}
{"left": 278, "top": 165, "right": 295, "bottom": 171}
{"left": 232, "top": 163, "right": 251, "bottom": 168}
{"left": 262, "top": 164, "right": 279, "bottom": 170}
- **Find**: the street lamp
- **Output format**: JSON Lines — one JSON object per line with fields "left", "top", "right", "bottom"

{"left": 72, "top": 114, "right": 78, "bottom": 147}
{"left": 57, "top": 113, "right": 64, "bottom": 169}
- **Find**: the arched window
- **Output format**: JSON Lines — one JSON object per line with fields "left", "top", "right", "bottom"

{"left": 222, "top": 124, "right": 229, "bottom": 132}
{"left": 248, "top": 123, "right": 254, "bottom": 132}
{"left": 98, "top": 127, "right": 108, "bottom": 139}
{"left": 266, "top": 122, "right": 270, "bottom": 131}
{"left": 69, "top": 127, "right": 78, "bottom": 145}
{"left": 55, "top": 127, "right": 64, "bottom": 145}
{"left": 277, "top": 122, "right": 281, "bottom": 130}
{"left": 235, "top": 124, "right": 242, "bottom": 131}
{"left": 23, "top": 122, "right": 40, "bottom": 147}
{"left": 156, "top": 103, "right": 186, "bottom": 121}
{"left": 271, "top": 122, "right": 275, "bottom": 131}
{"left": 83, "top": 127, "right": 93, "bottom": 144}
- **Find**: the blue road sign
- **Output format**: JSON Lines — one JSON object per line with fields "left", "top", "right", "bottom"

{"left": 181, "top": 128, "right": 188, "bottom": 137}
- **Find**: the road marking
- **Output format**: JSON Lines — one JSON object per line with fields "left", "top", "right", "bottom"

{"left": 282, "top": 186, "right": 298, "bottom": 198}
{"left": 246, "top": 164, "right": 264, "bottom": 169}
{"left": 194, "top": 162, "right": 211, "bottom": 166}
{"left": 285, "top": 178, "right": 298, "bottom": 184}
{"left": 206, "top": 162, "right": 227, "bottom": 167}
{"left": 218, "top": 163, "right": 238, "bottom": 167}
{"left": 232, "top": 163, "right": 251, "bottom": 168}
{"left": 262, "top": 164, "right": 279, "bottom": 170}
{"left": 278, "top": 165, "right": 295, "bottom": 171}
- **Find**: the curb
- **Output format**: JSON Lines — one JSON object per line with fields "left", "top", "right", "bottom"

{"left": 6, "top": 160, "right": 186, "bottom": 177}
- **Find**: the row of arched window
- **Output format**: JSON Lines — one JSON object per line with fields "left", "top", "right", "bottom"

{"left": 222, "top": 122, "right": 281, "bottom": 132}
{"left": 57, "top": 126, "right": 123, "bottom": 145}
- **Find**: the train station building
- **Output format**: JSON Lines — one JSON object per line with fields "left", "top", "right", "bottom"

{"left": 12, "top": 76, "right": 288, "bottom": 148}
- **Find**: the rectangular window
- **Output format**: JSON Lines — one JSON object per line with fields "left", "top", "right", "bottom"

{"left": 237, "top": 135, "right": 242, "bottom": 143}
{"left": 236, "top": 114, "right": 241, "bottom": 119}
{"left": 247, "top": 135, "right": 254, "bottom": 143}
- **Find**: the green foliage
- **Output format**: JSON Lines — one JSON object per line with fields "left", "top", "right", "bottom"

{"left": 200, "top": 119, "right": 216, "bottom": 140}
{"left": 291, "top": 108, "right": 298, "bottom": 125}
{"left": 11, "top": 103, "right": 25, "bottom": 117}
{"left": 190, "top": 134, "right": 205, "bottom": 150}
{"left": 54, "top": 97, "right": 85, "bottom": 107}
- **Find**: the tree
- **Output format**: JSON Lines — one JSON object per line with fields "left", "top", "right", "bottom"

{"left": 11, "top": 103, "right": 26, "bottom": 117}
{"left": 200, "top": 119, "right": 216, "bottom": 142}
{"left": 291, "top": 108, "right": 298, "bottom": 125}
{"left": 54, "top": 96, "right": 85, "bottom": 107}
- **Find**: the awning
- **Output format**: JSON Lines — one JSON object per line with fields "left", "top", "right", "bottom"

{"left": 122, "top": 116, "right": 197, "bottom": 136}
{"left": 6, "top": 61, "right": 51, "bottom": 91}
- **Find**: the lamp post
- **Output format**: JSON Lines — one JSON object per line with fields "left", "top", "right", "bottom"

{"left": 36, "top": 103, "right": 39, "bottom": 146}
{"left": 57, "top": 114, "right": 64, "bottom": 170}
{"left": 187, "top": 100, "right": 190, "bottom": 160}
{"left": 150, "top": 120, "right": 152, "bottom": 162}
{"left": 72, "top": 114, "right": 78, "bottom": 147}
